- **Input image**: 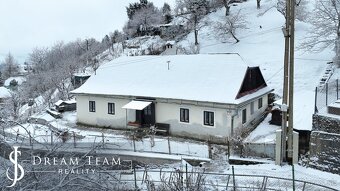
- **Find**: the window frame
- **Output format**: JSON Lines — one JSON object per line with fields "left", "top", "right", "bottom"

{"left": 180, "top": 108, "right": 190, "bottom": 123}
{"left": 258, "top": 98, "right": 263, "bottom": 109}
{"left": 250, "top": 102, "right": 254, "bottom": 115}
{"left": 89, "top": 101, "right": 96, "bottom": 112}
{"left": 108, "top": 102, "right": 115, "bottom": 115}
{"left": 242, "top": 109, "right": 247, "bottom": 124}
{"left": 203, "top": 111, "right": 214, "bottom": 126}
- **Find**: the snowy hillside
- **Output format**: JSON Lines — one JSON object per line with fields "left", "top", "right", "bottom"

{"left": 177, "top": 0, "right": 333, "bottom": 130}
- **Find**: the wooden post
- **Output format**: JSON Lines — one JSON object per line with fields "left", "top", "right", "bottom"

{"left": 292, "top": 164, "right": 296, "bottom": 191}
{"left": 73, "top": 131, "right": 76, "bottom": 148}
{"left": 134, "top": 166, "right": 137, "bottom": 190}
{"left": 326, "top": 82, "right": 328, "bottom": 106}
{"left": 232, "top": 166, "right": 236, "bottom": 191}
{"left": 314, "top": 87, "right": 318, "bottom": 113}
{"left": 168, "top": 136, "right": 171, "bottom": 154}
{"left": 227, "top": 138, "right": 230, "bottom": 159}
{"left": 134, "top": 135, "right": 137, "bottom": 152}
{"left": 102, "top": 132, "right": 105, "bottom": 147}
{"left": 185, "top": 163, "right": 188, "bottom": 189}
{"left": 208, "top": 138, "right": 212, "bottom": 159}
{"left": 51, "top": 131, "right": 53, "bottom": 145}
{"left": 337, "top": 79, "right": 339, "bottom": 100}
{"left": 226, "top": 175, "right": 230, "bottom": 190}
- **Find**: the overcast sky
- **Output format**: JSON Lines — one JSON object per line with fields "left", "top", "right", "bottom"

{"left": 0, "top": 0, "right": 175, "bottom": 63}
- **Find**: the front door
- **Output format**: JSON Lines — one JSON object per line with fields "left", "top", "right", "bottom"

{"left": 136, "top": 103, "right": 155, "bottom": 127}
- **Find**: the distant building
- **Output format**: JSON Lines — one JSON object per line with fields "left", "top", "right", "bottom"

{"left": 71, "top": 54, "right": 273, "bottom": 142}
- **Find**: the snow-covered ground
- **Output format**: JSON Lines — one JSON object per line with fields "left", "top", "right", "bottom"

{"left": 5, "top": 111, "right": 209, "bottom": 159}
{"left": 178, "top": 0, "right": 333, "bottom": 131}
{"left": 244, "top": 114, "right": 280, "bottom": 143}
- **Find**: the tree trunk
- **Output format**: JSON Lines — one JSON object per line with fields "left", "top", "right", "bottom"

{"left": 230, "top": 31, "right": 240, "bottom": 43}
{"left": 194, "top": 15, "right": 199, "bottom": 45}
{"left": 225, "top": 5, "right": 230, "bottom": 16}
{"left": 336, "top": 36, "right": 340, "bottom": 67}
{"left": 257, "top": 0, "right": 261, "bottom": 9}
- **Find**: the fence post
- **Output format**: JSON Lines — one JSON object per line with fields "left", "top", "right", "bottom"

{"left": 133, "top": 135, "right": 136, "bottom": 152}
{"left": 228, "top": 138, "right": 231, "bottom": 159}
{"left": 208, "top": 138, "right": 212, "bottom": 159}
{"left": 314, "top": 87, "right": 318, "bottom": 113}
{"left": 167, "top": 136, "right": 171, "bottom": 154}
{"left": 337, "top": 79, "right": 339, "bottom": 100}
{"left": 51, "top": 131, "right": 53, "bottom": 145}
{"left": 73, "top": 131, "right": 76, "bottom": 148}
{"left": 232, "top": 166, "right": 236, "bottom": 191}
{"left": 226, "top": 175, "right": 230, "bottom": 190}
{"left": 134, "top": 166, "right": 137, "bottom": 190}
{"left": 102, "top": 132, "right": 105, "bottom": 147}
{"left": 185, "top": 163, "right": 188, "bottom": 189}
{"left": 326, "top": 83, "right": 328, "bottom": 106}
{"left": 292, "top": 165, "right": 296, "bottom": 191}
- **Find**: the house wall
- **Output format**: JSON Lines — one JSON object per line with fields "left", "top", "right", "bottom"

{"left": 76, "top": 94, "right": 269, "bottom": 141}
{"left": 155, "top": 102, "right": 231, "bottom": 141}
{"left": 76, "top": 95, "right": 132, "bottom": 129}
{"left": 233, "top": 94, "right": 269, "bottom": 131}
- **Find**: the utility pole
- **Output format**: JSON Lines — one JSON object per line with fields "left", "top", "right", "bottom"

{"left": 280, "top": 0, "right": 295, "bottom": 165}
{"left": 287, "top": 0, "right": 295, "bottom": 163}
{"left": 281, "top": 0, "right": 290, "bottom": 164}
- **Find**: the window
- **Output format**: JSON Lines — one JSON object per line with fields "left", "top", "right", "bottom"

{"left": 144, "top": 105, "right": 152, "bottom": 115}
{"left": 242, "top": 109, "right": 247, "bottom": 124}
{"left": 180, "top": 108, "right": 189, "bottom": 123}
{"left": 258, "top": 98, "right": 263, "bottom": 109}
{"left": 89, "top": 101, "right": 95, "bottom": 112}
{"left": 250, "top": 102, "right": 254, "bottom": 115}
{"left": 204, "top": 111, "right": 214, "bottom": 126}
{"left": 108, "top": 103, "right": 115, "bottom": 115}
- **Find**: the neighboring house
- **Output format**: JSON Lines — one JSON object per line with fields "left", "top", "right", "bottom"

{"left": 161, "top": 41, "right": 177, "bottom": 55}
{"left": 72, "top": 73, "right": 91, "bottom": 89}
{"left": 54, "top": 99, "right": 77, "bottom": 112}
{"left": 71, "top": 54, "right": 273, "bottom": 142}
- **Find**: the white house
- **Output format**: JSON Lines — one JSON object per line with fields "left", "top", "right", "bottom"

{"left": 71, "top": 54, "right": 273, "bottom": 142}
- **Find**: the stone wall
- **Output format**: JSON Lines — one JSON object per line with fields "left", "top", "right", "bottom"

{"left": 310, "top": 114, "right": 340, "bottom": 174}
{"left": 309, "top": 131, "right": 340, "bottom": 174}
{"left": 312, "top": 114, "right": 340, "bottom": 133}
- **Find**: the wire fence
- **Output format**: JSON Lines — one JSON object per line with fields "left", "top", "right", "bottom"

{"left": 110, "top": 167, "right": 338, "bottom": 191}
{"left": 315, "top": 79, "right": 340, "bottom": 113}
{"left": 1, "top": 127, "right": 210, "bottom": 159}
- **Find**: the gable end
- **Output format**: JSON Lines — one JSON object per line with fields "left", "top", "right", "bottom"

{"left": 236, "top": 67, "right": 267, "bottom": 99}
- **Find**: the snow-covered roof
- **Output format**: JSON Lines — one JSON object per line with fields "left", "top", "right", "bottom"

{"left": 72, "top": 54, "right": 272, "bottom": 104}
{"left": 0, "top": 87, "right": 11, "bottom": 98}
{"left": 4, "top": 76, "right": 26, "bottom": 86}
{"left": 55, "top": 98, "right": 76, "bottom": 106}
{"left": 166, "top": 41, "right": 176, "bottom": 45}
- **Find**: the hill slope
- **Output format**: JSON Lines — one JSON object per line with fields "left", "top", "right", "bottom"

{"left": 177, "top": 0, "right": 333, "bottom": 130}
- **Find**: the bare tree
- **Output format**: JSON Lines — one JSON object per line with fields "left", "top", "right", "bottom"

{"left": 1, "top": 52, "right": 19, "bottom": 79}
{"left": 213, "top": 10, "right": 247, "bottom": 43}
{"left": 276, "top": 0, "right": 309, "bottom": 21}
{"left": 300, "top": 0, "right": 340, "bottom": 65}
{"left": 176, "top": 0, "right": 210, "bottom": 45}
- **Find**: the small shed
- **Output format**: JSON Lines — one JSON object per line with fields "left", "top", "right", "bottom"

{"left": 55, "top": 99, "right": 77, "bottom": 112}
{"left": 165, "top": 41, "right": 175, "bottom": 49}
